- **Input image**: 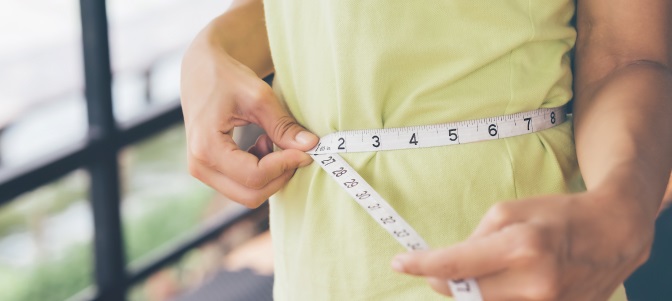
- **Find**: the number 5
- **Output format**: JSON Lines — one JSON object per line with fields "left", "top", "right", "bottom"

{"left": 448, "top": 128, "right": 458, "bottom": 142}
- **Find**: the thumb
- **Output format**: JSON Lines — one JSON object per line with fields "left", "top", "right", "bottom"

{"left": 253, "top": 99, "right": 318, "bottom": 151}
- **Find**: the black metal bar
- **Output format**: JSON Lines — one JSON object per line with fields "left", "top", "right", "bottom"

{"left": 0, "top": 142, "right": 90, "bottom": 204}
{"left": 126, "top": 205, "right": 264, "bottom": 285}
{"left": 116, "top": 101, "right": 183, "bottom": 146}
{"left": 66, "top": 205, "right": 265, "bottom": 301}
{"left": 0, "top": 102, "right": 182, "bottom": 205}
{"left": 143, "top": 69, "right": 152, "bottom": 105}
{"left": 0, "top": 128, "right": 4, "bottom": 168}
{"left": 79, "top": 0, "right": 127, "bottom": 300}
{"left": 0, "top": 74, "right": 272, "bottom": 204}
{"left": 0, "top": 62, "right": 274, "bottom": 299}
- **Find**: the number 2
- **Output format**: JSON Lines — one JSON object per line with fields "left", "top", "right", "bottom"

{"left": 320, "top": 156, "right": 336, "bottom": 166}
{"left": 343, "top": 179, "right": 359, "bottom": 188}
{"left": 338, "top": 138, "right": 345, "bottom": 150}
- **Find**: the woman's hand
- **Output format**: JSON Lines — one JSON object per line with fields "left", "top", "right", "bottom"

{"left": 180, "top": 11, "right": 318, "bottom": 208}
{"left": 392, "top": 188, "right": 654, "bottom": 300}
{"left": 394, "top": 0, "right": 672, "bottom": 299}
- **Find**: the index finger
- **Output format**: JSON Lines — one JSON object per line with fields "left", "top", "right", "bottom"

{"left": 210, "top": 132, "right": 313, "bottom": 189}
{"left": 392, "top": 225, "right": 525, "bottom": 280}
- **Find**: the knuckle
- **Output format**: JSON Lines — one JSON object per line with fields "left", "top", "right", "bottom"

{"left": 272, "top": 115, "right": 299, "bottom": 140}
{"left": 524, "top": 277, "right": 561, "bottom": 301}
{"left": 244, "top": 172, "right": 269, "bottom": 190}
{"left": 188, "top": 139, "right": 212, "bottom": 167}
{"left": 237, "top": 194, "right": 267, "bottom": 209}
{"left": 187, "top": 160, "right": 202, "bottom": 179}
{"left": 634, "top": 232, "right": 654, "bottom": 264}
{"left": 636, "top": 245, "right": 652, "bottom": 266}
{"left": 486, "top": 203, "right": 514, "bottom": 225}
{"left": 615, "top": 233, "right": 654, "bottom": 268}
{"left": 512, "top": 227, "right": 546, "bottom": 263}
{"left": 436, "top": 260, "right": 460, "bottom": 277}
{"left": 245, "top": 84, "right": 274, "bottom": 111}
{"left": 218, "top": 185, "right": 266, "bottom": 209}
{"left": 427, "top": 277, "right": 452, "bottom": 296}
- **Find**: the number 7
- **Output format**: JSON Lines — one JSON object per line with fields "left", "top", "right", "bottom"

{"left": 524, "top": 117, "right": 532, "bottom": 131}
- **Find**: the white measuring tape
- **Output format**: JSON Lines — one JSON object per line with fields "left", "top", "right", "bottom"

{"left": 307, "top": 106, "right": 567, "bottom": 301}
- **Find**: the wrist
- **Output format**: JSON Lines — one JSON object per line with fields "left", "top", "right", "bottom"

{"left": 586, "top": 161, "right": 663, "bottom": 220}
{"left": 571, "top": 183, "right": 656, "bottom": 264}
{"left": 577, "top": 163, "right": 659, "bottom": 248}
{"left": 568, "top": 191, "right": 654, "bottom": 274}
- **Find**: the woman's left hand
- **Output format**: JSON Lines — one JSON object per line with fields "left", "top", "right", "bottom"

{"left": 391, "top": 189, "right": 655, "bottom": 300}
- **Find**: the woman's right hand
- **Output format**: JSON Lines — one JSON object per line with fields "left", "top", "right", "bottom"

{"left": 180, "top": 10, "right": 318, "bottom": 208}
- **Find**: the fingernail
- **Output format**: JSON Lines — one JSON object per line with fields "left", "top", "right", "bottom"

{"left": 295, "top": 131, "right": 314, "bottom": 145}
{"left": 391, "top": 255, "right": 407, "bottom": 272}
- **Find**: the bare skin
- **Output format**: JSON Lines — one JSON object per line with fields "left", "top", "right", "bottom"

{"left": 394, "top": 1, "right": 672, "bottom": 300}
{"left": 180, "top": 0, "right": 318, "bottom": 208}
{"left": 181, "top": 0, "right": 672, "bottom": 299}
{"left": 663, "top": 174, "right": 672, "bottom": 211}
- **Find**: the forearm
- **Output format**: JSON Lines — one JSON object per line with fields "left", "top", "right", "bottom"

{"left": 188, "top": 0, "right": 273, "bottom": 77}
{"left": 574, "top": 62, "right": 672, "bottom": 219}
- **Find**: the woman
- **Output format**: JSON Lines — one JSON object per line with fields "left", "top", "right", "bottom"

{"left": 180, "top": 0, "right": 672, "bottom": 300}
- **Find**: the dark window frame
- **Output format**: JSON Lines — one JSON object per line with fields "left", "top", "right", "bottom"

{"left": 0, "top": 2, "right": 263, "bottom": 300}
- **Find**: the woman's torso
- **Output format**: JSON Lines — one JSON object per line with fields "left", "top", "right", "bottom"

{"left": 262, "top": 1, "right": 625, "bottom": 300}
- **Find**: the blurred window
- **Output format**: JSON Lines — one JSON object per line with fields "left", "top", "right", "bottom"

{"left": 107, "top": 0, "right": 232, "bottom": 122}
{"left": 120, "top": 124, "right": 222, "bottom": 263}
{"left": 0, "top": 0, "right": 232, "bottom": 169}
{"left": 0, "top": 170, "right": 92, "bottom": 301}
{"left": 0, "top": 0, "right": 86, "bottom": 169}
{"left": 0, "top": 1, "right": 254, "bottom": 300}
{"left": 120, "top": 125, "right": 255, "bottom": 301}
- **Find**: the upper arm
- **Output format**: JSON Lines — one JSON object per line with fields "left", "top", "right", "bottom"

{"left": 575, "top": 0, "right": 672, "bottom": 92}
{"left": 214, "top": 0, "right": 274, "bottom": 77}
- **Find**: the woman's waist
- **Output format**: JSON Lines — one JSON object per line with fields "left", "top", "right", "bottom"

{"left": 302, "top": 120, "right": 580, "bottom": 198}
{"left": 292, "top": 97, "right": 570, "bottom": 138}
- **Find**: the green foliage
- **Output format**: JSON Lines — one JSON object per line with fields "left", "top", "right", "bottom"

{"left": 0, "top": 171, "right": 88, "bottom": 237}
{"left": 124, "top": 189, "right": 212, "bottom": 263}
{"left": 0, "top": 190, "right": 213, "bottom": 301}
{"left": 0, "top": 244, "right": 92, "bottom": 301}
{"left": 0, "top": 125, "right": 219, "bottom": 301}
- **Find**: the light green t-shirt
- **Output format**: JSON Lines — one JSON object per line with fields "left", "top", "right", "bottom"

{"left": 263, "top": 1, "right": 627, "bottom": 300}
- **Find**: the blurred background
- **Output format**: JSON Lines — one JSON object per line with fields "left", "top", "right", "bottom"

{"left": 0, "top": 0, "right": 273, "bottom": 300}
{"left": 0, "top": 1, "right": 671, "bottom": 301}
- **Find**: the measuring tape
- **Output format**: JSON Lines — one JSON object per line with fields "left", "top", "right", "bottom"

{"left": 307, "top": 106, "right": 567, "bottom": 301}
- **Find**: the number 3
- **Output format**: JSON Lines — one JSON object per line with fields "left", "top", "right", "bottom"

{"left": 372, "top": 135, "right": 380, "bottom": 148}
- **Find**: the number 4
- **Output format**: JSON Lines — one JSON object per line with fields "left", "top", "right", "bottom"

{"left": 409, "top": 133, "right": 418, "bottom": 145}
